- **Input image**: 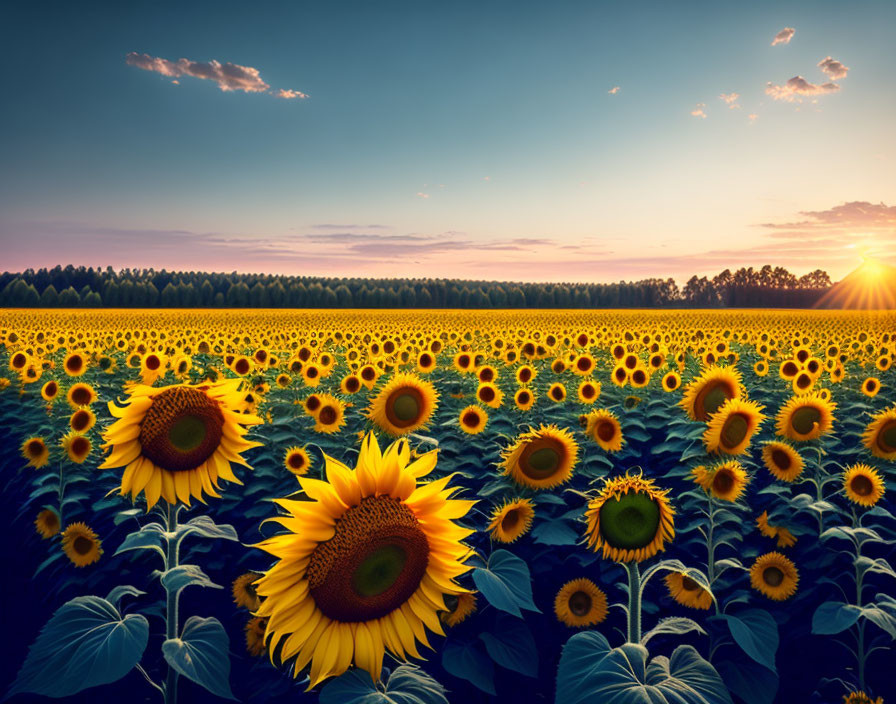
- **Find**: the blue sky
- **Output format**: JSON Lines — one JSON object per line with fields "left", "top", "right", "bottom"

{"left": 1, "top": 0, "right": 894, "bottom": 282}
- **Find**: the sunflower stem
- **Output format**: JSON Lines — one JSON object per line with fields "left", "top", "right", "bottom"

{"left": 706, "top": 493, "right": 715, "bottom": 584}
{"left": 164, "top": 502, "right": 180, "bottom": 704}
{"left": 624, "top": 561, "right": 642, "bottom": 644}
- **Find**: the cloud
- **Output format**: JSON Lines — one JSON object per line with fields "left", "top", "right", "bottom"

{"left": 765, "top": 76, "right": 840, "bottom": 102}
{"left": 719, "top": 92, "right": 740, "bottom": 109}
{"left": 273, "top": 88, "right": 308, "bottom": 100}
{"left": 415, "top": 192, "right": 430, "bottom": 199}
{"left": 761, "top": 201, "right": 896, "bottom": 231}
{"left": 126, "top": 52, "right": 306, "bottom": 99}
{"left": 690, "top": 103, "right": 707, "bottom": 118}
{"left": 771, "top": 27, "right": 795, "bottom": 46}
{"left": 748, "top": 113, "right": 758, "bottom": 123}
{"left": 608, "top": 86, "right": 620, "bottom": 95}
{"left": 818, "top": 56, "right": 849, "bottom": 80}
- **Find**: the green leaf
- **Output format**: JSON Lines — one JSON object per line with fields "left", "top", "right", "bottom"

{"left": 713, "top": 610, "right": 778, "bottom": 673}
{"left": 320, "top": 664, "right": 448, "bottom": 704}
{"left": 105, "top": 585, "right": 146, "bottom": 609}
{"left": 556, "top": 631, "right": 732, "bottom": 704}
{"left": 159, "top": 564, "right": 222, "bottom": 594}
{"left": 472, "top": 549, "right": 540, "bottom": 618}
{"left": 177, "top": 515, "right": 239, "bottom": 541}
{"left": 812, "top": 601, "right": 862, "bottom": 635}
{"left": 441, "top": 639, "right": 496, "bottom": 695}
{"left": 162, "top": 616, "right": 236, "bottom": 700}
{"left": 641, "top": 617, "right": 707, "bottom": 646}
{"left": 8, "top": 596, "right": 149, "bottom": 698}
{"left": 478, "top": 614, "right": 538, "bottom": 676}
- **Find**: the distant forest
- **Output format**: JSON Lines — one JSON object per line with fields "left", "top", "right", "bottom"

{"left": 0, "top": 265, "right": 832, "bottom": 309}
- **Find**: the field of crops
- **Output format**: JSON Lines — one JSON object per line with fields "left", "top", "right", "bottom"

{"left": 2, "top": 308, "right": 895, "bottom": 704}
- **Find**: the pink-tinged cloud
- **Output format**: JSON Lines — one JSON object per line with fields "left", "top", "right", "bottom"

{"left": 719, "top": 92, "right": 740, "bottom": 108}
{"left": 765, "top": 76, "right": 840, "bottom": 102}
{"left": 771, "top": 27, "right": 795, "bottom": 46}
{"left": 690, "top": 103, "right": 707, "bottom": 118}
{"left": 273, "top": 88, "right": 308, "bottom": 99}
{"left": 818, "top": 56, "right": 849, "bottom": 80}
{"left": 748, "top": 113, "right": 758, "bottom": 122}
{"left": 415, "top": 192, "right": 430, "bottom": 199}
{"left": 761, "top": 201, "right": 896, "bottom": 231}
{"left": 126, "top": 52, "right": 307, "bottom": 99}
{"left": 608, "top": 86, "right": 620, "bottom": 95}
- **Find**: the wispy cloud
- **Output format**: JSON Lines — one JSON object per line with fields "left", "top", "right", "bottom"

{"left": 761, "top": 201, "right": 896, "bottom": 232}
{"left": 126, "top": 52, "right": 307, "bottom": 99}
{"left": 818, "top": 56, "right": 849, "bottom": 80}
{"left": 691, "top": 103, "right": 707, "bottom": 118}
{"left": 719, "top": 92, "right": 740, "bottom": 109}
{"left": 765, "top": 75, "right": 840, "bottom": 102}
{"left": 771, "top": 27, "right": 795, "bottom": 46}
{"left": 415, "top": 192, "right": 430, "bottom": 199}
{"left": 608, "top": 86, "right": 620, "bottom": 95}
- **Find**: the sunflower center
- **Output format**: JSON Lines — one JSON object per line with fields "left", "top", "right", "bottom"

{"left": 771, "top": 448, "right": 792, "bottom": 470}
{"left": 386, "top": 389, "right": 423, "bottom": 428}
{"left": 319, "top": 405, "right": 338, "bottom": 425}
{"left": 791, "top": 406, "right": 821, "bottom": 435}
{"left": 71, "top": 436, "right": 90, "bottom": 456}
{"left": 139, "top": 387, "right": 225, "bottom": 472}
{"left": 27, "top": 440, "right": 45, "bottom": 456}
{"left": 597, "top": 421, "right": 616, "bottom": 442}
{"left": 71, "top": 411, "right": 90, "bottom": 431}
{"left": 501, "top": 509, "right": 520, "bottom": 532}
{"left": 307, "top": 496, "right": 429, "bottom": 622}
{"left": 520, "top": 440, "right": 563, "bottom": 479}
{"left": 598, "top": 491, "right": 661, "bottom": 550}
{"left": 850, "top": 474, "right": 874, "bottom": 496}
{"left": 73, "top": 536, "right": 93, "bottom": 555}
{"left": 696, "top": 382, "right": 731, "bottom": 420}
{"left": 288, "top": 453, "right": 305, "bottom": 469}
{"left": 878, "top": 421, "right": 896, "bottom": 452}
{"left": 680, "top": 575, "right": 700, "bottom": 591}
{"left": 568, "top": 590, "right": 592, "bottom": 617}
{"left": 70, "top": 386, "right": 92, "bottom": 405}
{"left": 721, "top": 414, "right": 749, "bottom": 449}
{"left": 479, "top": 386, "right": 496, "bottom": 403}
{"left": 462, "top": 411, "right": 481, "bottom": 427}
{"left": 712, "top": 470, "right": 735, "bottom": 495}
{"left": 762, "top": 566, "right": 785, "bottom": 587}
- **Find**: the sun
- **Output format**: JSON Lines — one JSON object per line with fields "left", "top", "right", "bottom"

{"left": 816, "top": 256, "right": 896, "bottom": 310}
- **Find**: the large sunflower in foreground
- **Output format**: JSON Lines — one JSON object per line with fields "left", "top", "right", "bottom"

{"left": 703, "top": 398, "right": 765, "bottom": 455}
{"left": 679, "top": 366, "right": 743, "bottom": 421}
{"left": 862, "top": 407, "right": 896, "bottom": 460}
{"left": 367, "top": 373, "right": 438, "bottom": 436}
{"left": 584, "top": 472, "right": 675, "bottom": 562}
{"left": 99, "top": 380, "right": 262, "bottom": 510}
{"left": 775, "top": 392, "right": 836, "bottom": 442}
{"left": 254, "top": 433, "right": 475, "bottom": 688}
{"left": 500, "top": 425, "right": 579, "bottom": 490}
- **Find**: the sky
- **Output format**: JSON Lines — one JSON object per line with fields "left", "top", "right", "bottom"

{"left": 1, "top": 0, "right": 894, "bottom": 284}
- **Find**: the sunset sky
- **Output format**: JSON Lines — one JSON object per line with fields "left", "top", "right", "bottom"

{"left": 1, "top": 0, "right": 894, "bottom": 283}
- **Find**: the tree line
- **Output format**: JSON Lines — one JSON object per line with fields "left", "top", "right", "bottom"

{"left": 0, "top": 265, "right": 832, "bottom": 309}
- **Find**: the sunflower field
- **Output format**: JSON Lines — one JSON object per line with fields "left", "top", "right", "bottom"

{"left": 2, "top": 308, "right": 895, "bottom": 704}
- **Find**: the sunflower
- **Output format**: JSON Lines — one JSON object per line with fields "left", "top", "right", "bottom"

{"left": 775, "top": 392, "right": 836, "bottom": 442}
{"left": 341, "top": 374, "right": 362, "bottom": 395}
{"left": 21, "top": 436, "right": 50, "bottom": 469}
{"left": 41, "top": 380, "right": 60, "bottom": 402}
{"left": 862, "top": 407, "right": 896, "bottom": 460}
{"left": 35, "top": 508, "right": 61, "bottom": 539}
{"left": 254, "top": 433, "right": 475, "bottom": 687}
{"left": 61, "top": 522, "right": 103, "bottom": 567}
{"left": 69, "top": 406, "right": 97, "bottom": 433}
{"left": 577, "top": 380, "right": 601, "bottom": 404}
{"left": 458, "top": 405, "right": 487, "bottom": 434}
{"left": 750, "top": 552, "right": 798, "bottom": 601}
{"left": 140, "top": 352, "right": 167, "bottom": 385}
{"left": 63, "top": 351, "right": 87, "bottom": 377}
{"left": 66, "top": 382, "right": 97, "bottom": 408}
{"left": 367, "top": 373, "right": 438, "bottom": 436}
{"left": 703, "top": 398, "right": 765, "bottom": 455}
{"left": 516, "top": 365, "right": 536, "bottom": 384}
{"left": 843, "top": 692, "right": 884, "bottom": 704}
{"left": 861, "top": 377, "right": 881, "bottom": 397}
{"left": 554, "top": 578, "right": 608, "bottom": 627}
{"left": 664, "top": 572, "right": 712, "bottom": 610}
{"left": 488, "top": 498, "right": 535, "bottom": 543}
{"left": 284, "top": 446, "right": 312, "bottom": 476}
{"left": 584, "top": 472, "right": 675, "bottom": 562}
{"left": 232, "top": 572, "right": 263, "bottom": 610}
{"left": 753, "top": 360, "right": 769, "bottom": 377}
{"left": 314, "top": 395, "right": 346, "bottom": 434}
{"left": 761, "top": 441, "right": 804, "bottom": 482}
{"left": 842, "top": 464, "right": 885, "bottom": 507}
{"left": 100, "top": 380, "right": 262, "bottom": 510}
{"left": 691, "top": 461, "right": 750, "bottom": 502}
{"left": 679, "top": 366, "right": 743, "bottom": 421}
{"left": 514, "top": 388, "right": 535, "bottom": 411}
{"left": 756, "top": 511, "right": 797, "bottom": 548}
{"left": 441, "top": 592, "right": 477, "bottom": 627}
{"left": 500, "top": 425, "right": 578, "bottom": 490}
{"left": 583, "top": 409, "right": 624, "bottom": 452}
{"left": 476, "top": 382, "right": 503, "bottom": 408}
{"left": 61, "top": 431, "right": 92, "bottom": 464}
{"left": 245, "top": 616, "right": 268, "bottom": 657}
{"left": 547, "top": 382, "right": 567, "bottom": 403}
{"left": 661, "top": 371, "right": 681, "bottom": 392}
